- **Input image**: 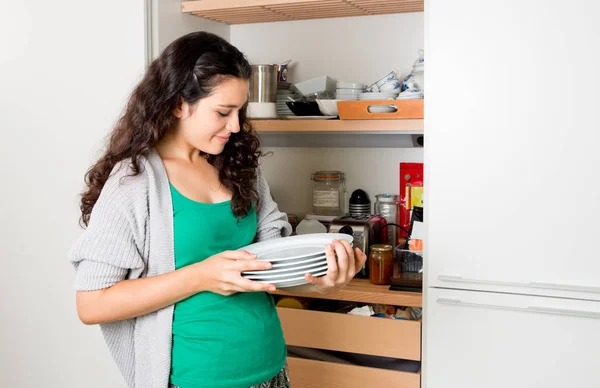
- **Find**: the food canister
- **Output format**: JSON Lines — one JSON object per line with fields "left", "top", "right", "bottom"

{"left": 249, "top": 64, "right": 278, "bottom": 103}
{"left": 311, "top": 171, "right": 346, "bottom": 216}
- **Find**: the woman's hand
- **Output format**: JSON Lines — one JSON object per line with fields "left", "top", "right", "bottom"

{"left": 305, "top": 240, "right": 367, "bottom": 294}
{"left": 194, "top": 250, "right": 276, "bottom": 296}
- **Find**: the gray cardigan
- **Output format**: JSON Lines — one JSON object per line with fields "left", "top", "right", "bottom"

{"left": 69, "top": 149, "right": 292, "bottom": 388}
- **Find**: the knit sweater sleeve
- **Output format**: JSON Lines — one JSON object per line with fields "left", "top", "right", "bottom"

{"left": 255, "top": 167, "right": 292, "bottom": 242}
{"left": 69, "top": 161, "right": 148, "bottom": 291}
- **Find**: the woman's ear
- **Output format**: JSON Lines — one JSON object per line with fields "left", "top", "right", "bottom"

{"left": 173, "top": 98, "right": 190, "bottom": 119}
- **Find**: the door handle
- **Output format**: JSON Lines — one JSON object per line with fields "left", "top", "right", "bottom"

{"left": 437, "top": 298, "right": 600, "bottom": 320}
{"left": 438, "top": 275, "right": 600, "bottom": 294}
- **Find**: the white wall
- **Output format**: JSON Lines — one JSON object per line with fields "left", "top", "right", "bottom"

{"left": 231, "top": 13, "right": 424, "bottom": 86}
{"left": 231, "top": 13, "right": 425, "bottom": 217}
{"left": 152, "top": 0, "right": 230, "bottom": 57}
{"left": 0, "top": 1, "right": 145, "bottom": 387}
{"left": 260, "top": 147, "right": 424, "bottom": 216}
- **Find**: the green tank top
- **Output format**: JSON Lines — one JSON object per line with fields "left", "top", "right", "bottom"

{"left": 169, "top": 184, "right": 286, "bottom": 388}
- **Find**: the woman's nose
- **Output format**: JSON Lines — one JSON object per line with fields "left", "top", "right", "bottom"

{"left": 227, "top": 115, "right": 241, "bottom": 133}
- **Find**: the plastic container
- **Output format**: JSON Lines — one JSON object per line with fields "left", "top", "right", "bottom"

{"left": 393, "top": 248, "right": 423, "bottom": 273}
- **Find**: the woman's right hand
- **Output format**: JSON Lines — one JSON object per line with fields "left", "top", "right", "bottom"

{"left": 193, "top": 250, "right": 276, "bottom": 296}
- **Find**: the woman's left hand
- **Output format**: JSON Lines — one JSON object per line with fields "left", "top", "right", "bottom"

{"left": 305, "top": 240, "right": 367, "bottom": 294}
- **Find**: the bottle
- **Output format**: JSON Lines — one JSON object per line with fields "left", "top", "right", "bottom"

{"left": 374, "top": 194, "right": 400, "bottom": 245}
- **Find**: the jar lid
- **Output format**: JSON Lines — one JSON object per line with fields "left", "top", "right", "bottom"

{"left": 312, "top": 171, "right": 344, "bottom": 181}
{"left": 251, "top": 64, "right": 278, "bottom": 70}
{"left": 375, "top": 193, "right": 399, "bottom": 203}
{"left": 371, "top": 244, "right": 393, "bottom": 252}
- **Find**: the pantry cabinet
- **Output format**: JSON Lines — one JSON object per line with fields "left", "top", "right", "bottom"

{"left": 176, "top": 2, "right": 427, "bottom": 387}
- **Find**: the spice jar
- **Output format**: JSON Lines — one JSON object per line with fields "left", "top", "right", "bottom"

{"left": 369, "top": 244, "right": 394, "bottom": 285}
{"left": 311, "top": 171, "right": 345, "bottom": 216}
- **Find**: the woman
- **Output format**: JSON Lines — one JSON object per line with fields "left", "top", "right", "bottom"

{"left": 70, "top": 31, "right": 366, "bottom": 388}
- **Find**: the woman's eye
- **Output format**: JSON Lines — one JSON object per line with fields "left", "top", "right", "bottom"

{"left": 218, "top": 111, "right": 230, "bottom": 117}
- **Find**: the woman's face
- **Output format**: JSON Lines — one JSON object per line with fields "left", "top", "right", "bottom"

{"left": 175, "top": 77, "right": 249, "bottom": 155}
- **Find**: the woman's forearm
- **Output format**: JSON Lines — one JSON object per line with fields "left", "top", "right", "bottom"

{"left": 76, "top": 264, "right": 203, "bottom": 325}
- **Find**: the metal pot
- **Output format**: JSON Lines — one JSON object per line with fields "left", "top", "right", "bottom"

{"left": 249, "top": 64, "right": 278, "bottom": 103}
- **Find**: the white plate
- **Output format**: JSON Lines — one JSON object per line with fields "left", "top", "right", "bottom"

{"left": 337, "top": 82, "right": 365, "bottom": 89}
{"left": 270, "top": 278, "right": 309, "bottom": 288}
{"left": 240, "top": 233, "right": 353, "bottom": 262}
{"left": 244, "top": 256, "right": 327, "bottom": 275}
{"left": 269, "top": 270, "right": 328, "bottom": 286}
{"left": 244, "top": 264, "right": 328, "bottom": 280}
{"left": 284, "top": 116, "right": 337, "bottom": 120}
{"left": 358, "top": 98, "right": 398, "bottom": 101}
{"left": 258, "top": 247, "right": 324, "bottom": 261}
{"left": 243, "top": 258, "right": 327, "bottom": 275}
{"left": 271, "top": 255, "right": 327, "bottom": 268}
{"left": 254, "top": 245, "right": 326, "bottom": 262}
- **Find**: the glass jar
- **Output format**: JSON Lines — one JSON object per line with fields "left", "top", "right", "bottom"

{"left": 369, "top": 244, "right": 394, "bottom": 285}
{"left": 311, "top": 171, "right": 345, "bottom": 216}
{"left": 374, "top": 194, "right": 400, "bottom": 245}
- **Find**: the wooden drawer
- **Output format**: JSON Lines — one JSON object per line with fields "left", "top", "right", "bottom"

{"left": 277, "top": 307, "right": 421, "bottom": 361}
{"left": 287, "top": 357, "right": 420, "bottom": 388}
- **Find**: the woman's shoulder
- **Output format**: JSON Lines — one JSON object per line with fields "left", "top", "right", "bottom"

{"left": 100, "top": 155, "right": 152, "bottom": 209}
{"left": 255, "top": 166, "right": 276, "bottom": 202}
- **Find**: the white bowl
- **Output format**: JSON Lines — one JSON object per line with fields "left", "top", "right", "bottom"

{"left": 336, "top": 95, "right": 359, "bottom": 101}
{"left": 396, "top": 89, "right": 424, "bottom": 100}
{"left": 316, "top": 99, "right": 340, "bottom": 116}
{"left": 247, "top": 102, "right": 277, "bottom": 118}
{"left": 294, "top": 75, "right": 336, "bottom": 96}
{"left": 379, "top": 80, "right": 401, "bottom": 92}
{"left": 336, "top": 82, "right": 365, "bottom": 90}
{"left": 359, "top": 92, "right": 399, "bottom": 99}
{"left": 336, "top": 88, "right": 363, "bottom": 95}
{"left": 374, "top": 71, "right": 399, "bottom": 88}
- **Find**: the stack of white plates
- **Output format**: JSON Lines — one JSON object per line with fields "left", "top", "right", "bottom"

{"left": 358, "top": 91, "right": 400, "bottom": 100}
{"left": 277, "top": 89, "right": 300, "bottom": 116}
{"left": 336, "top": 82, "right": 364, "bottom": 101}
{"left": 241, "top": 233, "right": 353, "bottom": 288}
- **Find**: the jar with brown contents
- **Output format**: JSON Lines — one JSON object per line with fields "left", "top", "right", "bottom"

{"left": 369, "top": 244, "right": 394, "bottom": 285}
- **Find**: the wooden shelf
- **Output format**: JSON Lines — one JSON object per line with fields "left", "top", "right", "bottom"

{"left": 182, "top": 0, "right": 424, "bottom": 25}
{"left": 251, "top": 118, "right": 423, "bottom": 133}
{"left": 271, "top": 278, "right": 423, "bottom": 307}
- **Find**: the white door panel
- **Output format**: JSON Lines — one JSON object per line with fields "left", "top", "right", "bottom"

{"left": 425, "top": 1, "right": 600, "bottom": 297}
{"left": 424, "top": 287, "right": 600, "bottom": 388}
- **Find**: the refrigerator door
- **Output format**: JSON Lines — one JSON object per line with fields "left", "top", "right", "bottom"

{"left": 425, "top": 1, "right": 600, "bottom": 300}
{"left": 424, "top": 287, "right": 600, "bottom": 388}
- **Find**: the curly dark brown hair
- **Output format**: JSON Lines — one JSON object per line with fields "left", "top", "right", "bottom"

{"left": 80, "top": 31, "right": 262, "bottom": 227}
